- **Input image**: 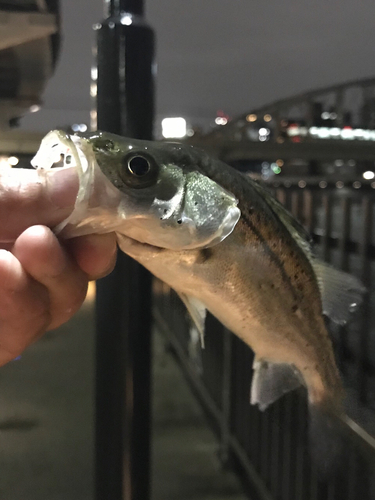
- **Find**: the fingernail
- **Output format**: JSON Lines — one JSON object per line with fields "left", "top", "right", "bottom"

{"left": 45, "top": 167, "right": 79, "bottom": 208}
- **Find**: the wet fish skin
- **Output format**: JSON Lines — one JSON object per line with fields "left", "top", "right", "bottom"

{"left": 80, "top": 132, "right": 345, "bottom": 414}
{"left": 32, "top": 130, "right": 356, "bottom": 419}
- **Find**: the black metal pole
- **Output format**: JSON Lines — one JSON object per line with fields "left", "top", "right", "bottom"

{"left": 94, "top": 1, "right": 155, "bottom": 499}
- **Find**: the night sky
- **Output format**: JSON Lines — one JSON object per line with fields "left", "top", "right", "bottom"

{"left": 21, "top": 0, "right": 375, "bottom": 133}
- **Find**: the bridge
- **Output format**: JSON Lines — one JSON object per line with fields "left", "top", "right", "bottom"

{"left": 187, "top": 76, "right": 375, "bottom": 177}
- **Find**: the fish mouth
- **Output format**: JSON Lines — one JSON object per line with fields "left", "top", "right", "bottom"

{"left": 31, "top": 130, "right": 93, "bottom": 173}
{"left": 31, "top": 130, "right": 77, "bottom": 170}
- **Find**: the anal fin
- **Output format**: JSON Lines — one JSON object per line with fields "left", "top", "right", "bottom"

{"left": 251, "top": 358, "right": 303, "bottom": 411}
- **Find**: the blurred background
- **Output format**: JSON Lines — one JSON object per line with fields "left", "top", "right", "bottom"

{"left": 1, "top": 1, "right": 375, "bottom": 499}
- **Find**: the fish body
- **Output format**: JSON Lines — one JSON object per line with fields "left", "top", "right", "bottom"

{"left": 32, "top": 130, "right": 364, "bottom": 418}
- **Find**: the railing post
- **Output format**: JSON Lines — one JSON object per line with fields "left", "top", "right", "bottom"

{"left": 94, "top": 1, "right": 155, "bottom": 499}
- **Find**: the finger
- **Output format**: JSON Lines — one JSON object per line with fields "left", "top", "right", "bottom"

{"left": 0, "top": 249, "right": 50, "bottom": 365}
{"left": 12, "top": 225, "right": 88, "bottom": 330}
{"left": 0, "top": 167, "right": 78, "bottom": 243}
{"left": 67, "top": 233, "right": 117, "bottom": 280}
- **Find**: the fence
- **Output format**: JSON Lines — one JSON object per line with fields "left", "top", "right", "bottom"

{"left": 153, "top": 178, "right": 375, "bottom": 500}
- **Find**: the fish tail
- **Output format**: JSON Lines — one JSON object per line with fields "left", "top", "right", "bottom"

{"left": 308, "top": 402, "right": 347, "bottom": 477}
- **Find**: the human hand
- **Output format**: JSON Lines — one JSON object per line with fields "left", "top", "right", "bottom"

{"left": 0, "top": 166, "right": 117, "bottom": 366}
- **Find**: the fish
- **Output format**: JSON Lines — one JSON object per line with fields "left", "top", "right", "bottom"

{"left": 32, "top": 130, "right": 370, "bottom": 461}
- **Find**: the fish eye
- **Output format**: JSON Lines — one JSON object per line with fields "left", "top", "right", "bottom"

{"left": 127, "top": 155, "right": 151, "bottom": 176}
{"left": 120, "top": 151, "right": 158, "bottom": 189}
{"left": 93, "top": 138, "right": 115, "bottom": 151}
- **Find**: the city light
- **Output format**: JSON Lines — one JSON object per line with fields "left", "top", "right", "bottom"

{"left": 90, "top": 83, "right": 97, "bottom": 97}
{"left": 30, "top": 105, "right": 40, "bottom": 113}
{"left": 246, "top": 114, "right": 257, "bottom": 122}
{"left": 264, "top": 114, "right": 272, "bottom": 122}
{"left": 297, "top": 126, "right": 375, "bottom": 141}
{"left": 71, "top": 123, "right": 88, "bottom": 132}
{"left": 215, "top": 117, "right": 228, "bottom": 125}
{"left": 161, "top": 117, "right": 187, "bottom": 138}
{"left": 259, "top": 127, "right": 270, "bottom": 136}
{"left": 363, "top": 171, "right": 375, "bottom": 180}
{"left": 120, "top": 15, "right": 132, "bottom": 25}
{"left": 0, "top": 156, "right": 13, "bottom": 169}
{"left": 8, "top": 156, "right": 19, "bottom": 166}
{"left": 91, "top": 67, "right": 98, "bottom": 81}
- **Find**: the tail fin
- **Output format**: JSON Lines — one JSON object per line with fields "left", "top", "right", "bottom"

{"left": 308, "top": 404, "right": 347, "bottom": 476}
{"left": 309, "top": 403, "right": 375, "bottom": 477}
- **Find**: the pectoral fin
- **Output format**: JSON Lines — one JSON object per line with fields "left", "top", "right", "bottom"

{"left": 177, "top": 293, "right": 207, "bottom": 348}
{"left": 313, "top": 260, "right": 366, "bottom": 325}
{"left": 251, "top": 358, "right": 303, "bottom": 411}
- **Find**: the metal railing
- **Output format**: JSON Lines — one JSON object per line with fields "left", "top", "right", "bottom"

{"left": 153, "top": 179, "right": 375, "bottom": 500}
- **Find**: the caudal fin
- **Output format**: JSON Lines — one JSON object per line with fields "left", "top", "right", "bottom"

{"left": 309, "top": 402, "right": 375, "bottom": 477}
{"left": 308, "top": 404, "right": 347, "bottom": 476}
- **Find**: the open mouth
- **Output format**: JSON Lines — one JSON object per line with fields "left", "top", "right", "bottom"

{"left": 31, "top": 130, "right": 84, "bottom": 172}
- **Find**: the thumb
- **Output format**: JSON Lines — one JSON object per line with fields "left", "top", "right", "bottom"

{"left": 0, "top": 167, "right": 79, "bottom": 243}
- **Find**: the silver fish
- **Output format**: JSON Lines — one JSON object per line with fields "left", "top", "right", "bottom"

{"left": 33, "top": 130, "right": 366, "bottom": 433}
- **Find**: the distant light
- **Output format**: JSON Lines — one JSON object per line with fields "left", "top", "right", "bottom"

{"left": 71, "top": 123, "right": 87, "bottom": 133}
{"left": 321, "top": 112, "right": 330, "bottom": 120}
{"left": 90, "top": 83, "right": 97, "bottom": 97}
{"left": 276, "top": 159, "right": 284, "bottom": 167}
{"left": 30, "top": 105, "right": 40, "bottom": 113}
{"left": 330, "top": 112, "right": 337, "bottom": 120}
{"left": 341, "top": 128, "right": 354, "bottom": 140}
{"left": 336, "top": 181, "right": 344, "bottom": 188}
{"left": 272, "top": 166, "right": 281, "bottom": 174}
{"left": 316, "top": 127, "right": 330, "bottom": 139}
{"left": 246, "top": 114, "right": 257, "bottom": 122}
{"left": 298, "top": 180, "right": 306, "bottom": 188}
{"left": 353, "top": 181, "right": 361, "bottom": 189}
{"left": 161, "top": 117, "right": 187, "bottom": 138}
{"left": 264, "top": 114, "right": 272, "bottom": 122}
{"left": 348, "top": 159, "right": 356, "bottom": 167}
{"left": 259, "top": 127, "right": 270, "bottom": 135}
{"left": 330, "top": 127, "right": 341, "bottom": 137}
{"left": 8, "top": 156, "right": 19, "bottom": 166}
{"left": 335, "top": 159, "right": 344, "bottom": 167}
{"left": 319, "top": 181, "right": 327, "bottom": 188}
{"left": 120, "top": 15, "right": 132, "bottom": 25}
{"left": 0, "top": 157, "right": 11, "bottom": 169}
{"left": 91, "top": 67, "right": 98, "bottom": 81}
{"left": 186, "top": 129, "right": 195, "bottom": 137}
{"left": 215, "top": 117, "right": 228, "bottom": 125}
{"left": 363, "top": 171, "right": 375, "bottom": 180}
{"left": 259, "top": 135, "right": 267, "bottom": 142}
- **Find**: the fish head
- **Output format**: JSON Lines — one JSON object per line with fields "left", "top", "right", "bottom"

{"left": 31, "top": 130, "right": 240, "bottom": 249}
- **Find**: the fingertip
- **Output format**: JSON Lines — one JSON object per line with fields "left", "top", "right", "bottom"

{"left": 68, "top": 232, "right": 118, "bottom": 280}
{"left": 0, "top": 249, "right": 27, "bottom": 291}
{"left": 12, "top": 225, "right": 67, "bottom": 278}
